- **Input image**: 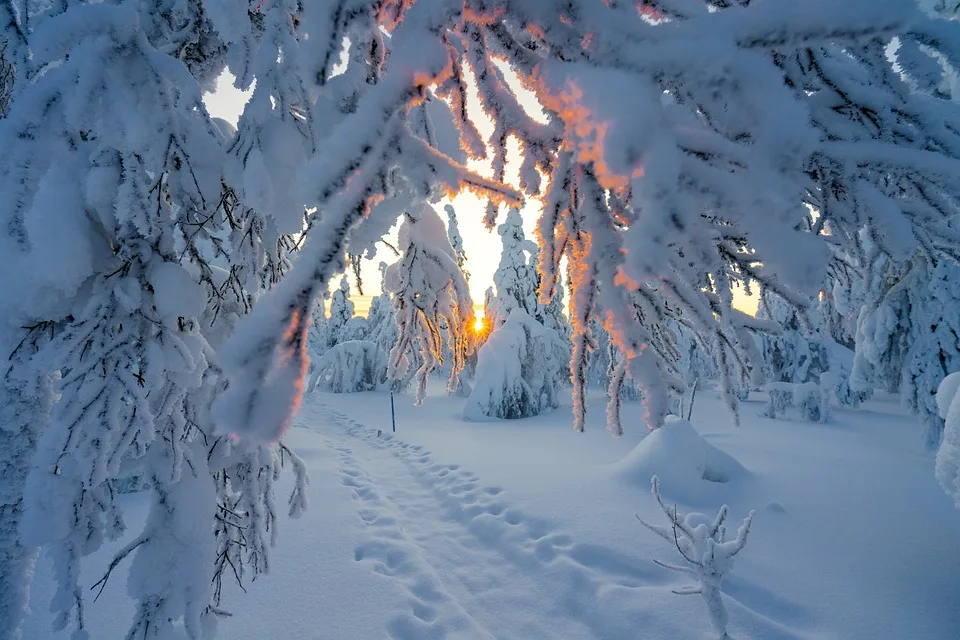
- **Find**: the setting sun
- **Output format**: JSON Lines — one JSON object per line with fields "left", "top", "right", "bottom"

{"left": 474, "top": 316, "right": 484, "bottom": 332}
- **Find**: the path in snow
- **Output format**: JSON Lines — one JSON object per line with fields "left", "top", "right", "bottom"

{"left": 307, "top": 404, "right": 678, "bottom": 640}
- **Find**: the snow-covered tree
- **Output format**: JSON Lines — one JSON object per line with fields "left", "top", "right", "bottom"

{"left": 465, "top": 309, "right": 565, "bottom": 420}
{"left": 0, "top": 6, "right": 236, "bottom": 635}
{"left": 902, "top": 256, "right": 960, "bottom": 447}
{"left": 217, "top": 0, "right": 314, "bottom": 238}
{"left": 492, "top": 208, "right": 540, "bottom": 325}
{"left": 366, "top": 262, "right": 397, "bottom": 352}
{"left": 850, "top": 252, "right": 912, "bottom": 397}
{"left": 385, "top": 205, "right": 475, "bottom": 405}
{"left": 0, "top": 3, "right": 309, "bottom": 636}
{"left": 307, "top": 291, "right": 329, "bottom": 353}
{"left": 757, "top": 291, "right": 829, "bottom": 385}
{"left": 310, "top": 341, "right": 387, "bottom": 393}
{"left": 673, "top": 319, "right": 717, "bottom": 390}
{"left": 0, "top": 0, "right": 25, "bottom": 120}
{"left": 542, "top": 271, "right": 572, "bottom": 343}
{"left": 5, "top": 3, "right": 960, "bottom": 632}
{"left": 328, "top": 275, "right": 356, "bottom": 345}
{"left": 542, "top": 271, "right": 572, "bottom": 387}
{"left": 0, "top": 8, "right": 44, "bottom": 637}
{"left": 818, "top": 262, "right": 860, "bottom": 350}
{"left": 843, "top": 244, "right": 960, "bottom": 445}
{"left": 115, "top": 0, "right": 960, "bottom": 453}
{"left": 467, "top": 206, "right": 571, "bottom": 420}
{"left": 0, "top": 325, "right": 56, "bottom": 640}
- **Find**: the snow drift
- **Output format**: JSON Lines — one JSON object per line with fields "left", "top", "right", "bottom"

{"left": 613, "top": 416, "right": 747, "bottom": 501}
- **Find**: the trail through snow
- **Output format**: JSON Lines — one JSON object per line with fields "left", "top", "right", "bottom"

{"left": 309, "top": 403, "right": 675, "bottom": 640}
{"left": 23, "top": 389, "right": 960, "bottom": 640}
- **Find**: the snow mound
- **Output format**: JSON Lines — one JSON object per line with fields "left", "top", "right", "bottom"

{"left": 936, "top": 372, "right": 960, "bottom": 419}
{"left": 613, "top": 416, "right": 747, "bottom": 499}
{"left": 936, "top": 373, "right": 960, "bottom": 508}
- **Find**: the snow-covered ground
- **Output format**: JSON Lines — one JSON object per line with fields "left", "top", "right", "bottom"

{"left": 22, "top": 383, "right": 960, "bottom": 639}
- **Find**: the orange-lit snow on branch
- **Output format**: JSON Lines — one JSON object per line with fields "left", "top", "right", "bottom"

{"left": 461, "top": 4, "right": 505, "bottom": 26}
{"left": 525, "top": 23, "right": 547, "bottom": 42}
{"left": 410, "top": 53, "right": 454, "bottom": 104}
{"left": 229, "top": 305, "right": 310, "bottom": 446}
{"left": 435, "top": 59, "right": 488, "bottom": 161}
{"left": 566, "top": 232, "right": 597, "bottom": 433}
{"left": 613, "top": 265, "right": 653, "bottom": 294}
{"left": 533, "top": 70, "right": 644, "bottom": 192}
{"left": 377, "top": 0, "right": 415, "bottom": 31}
{"left": 635, "top": 1, "right": 667, "bottom": 23}
{"left": 277, "top": 307, "right": 310, "bottom": 443}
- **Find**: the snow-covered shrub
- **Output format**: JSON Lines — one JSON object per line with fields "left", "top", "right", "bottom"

{"left": 638, "top": 476, "right": 755, "bottom": 640}
{"left": 793, "top": 382, "right": 823, "bottom": 422}
{"left": 758, "top": 291, "right": 829, "bottom": 385}
{"left": 764, "top": 383, "right": 794, "bottom": 419}
{"left": 819, "top": 340, "right": 870, "bottom": 410}
{"left": 936, "top": 372, "right": 960, "bottom": 508}
{"left": 764, "top": 381, "right": 825, "bottom": 422}
{"left": 309, "top": 341, "right": 386, "bottom": 393}
{"left": 465, "top": 309, "right": 564, "bottom": 420}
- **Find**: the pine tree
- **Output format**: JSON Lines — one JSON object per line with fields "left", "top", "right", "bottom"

{"left": 0, "top": 2, "right": 308, "bottom": 635}
{"left": 466, "top": 309, "right": 565, "bottom": 420}
{"left": 1, "top": 5, "right": 237, "bottom": 635}
{"left": 468, "top": 209, "right": 567, "bottom": 419}
{"left": 366, "top": 262, "right": 398, "bottom": 357}
{"left": 850, "top": 255, "right": 912, "bottom": 397}
{"left": 328, "top": 275, "right": 357, "bottom": 345}
{"left": 902, "top": 256, "right": 960, "bottom": 447}
{"left": 492, "top": 209, "right": 540, "bottom": 325}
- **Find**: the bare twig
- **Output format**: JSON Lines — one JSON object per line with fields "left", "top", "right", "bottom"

{"left": 90, "top": 535, "right": 150, "bottom": 601}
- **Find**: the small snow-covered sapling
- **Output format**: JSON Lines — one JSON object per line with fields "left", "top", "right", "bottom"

{"left": 764, "top": 382, "right": 794, "bottom": 419}
{"left": 637, "top": 476, "right": 755, "bottom": 640}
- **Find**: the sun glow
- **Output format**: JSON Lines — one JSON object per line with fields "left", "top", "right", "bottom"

{"left": 474, "top": 316, "right": 484, "bottom": 332}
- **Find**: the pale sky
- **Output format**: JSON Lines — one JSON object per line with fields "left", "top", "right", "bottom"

{"left": 203, "top": 71, "right": 758, "bottom": 318}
